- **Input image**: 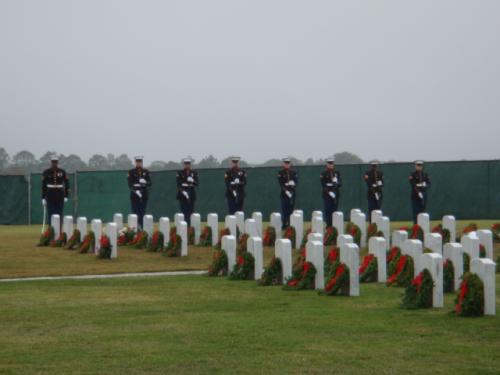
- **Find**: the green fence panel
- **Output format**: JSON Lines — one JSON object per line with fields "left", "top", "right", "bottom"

{"left": 488, "top": 160, "right": 500, "bottom": 220}
{"left": 0, "top": 175, "right": 28, "bottom": 224}
{"left": 30, "top": 173, "right": 75, "bottom": 224}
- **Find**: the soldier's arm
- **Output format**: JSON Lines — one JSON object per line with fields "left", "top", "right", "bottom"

{"left": 143, "top": 170, "right": 152, "bottom": 187}
{"left": 277, "top": 173, "right": 286, "bottom": 191}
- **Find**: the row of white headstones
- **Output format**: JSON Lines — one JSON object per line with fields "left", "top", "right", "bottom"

{"left": 49, "top": 208, "right": 496, "bottom": 315}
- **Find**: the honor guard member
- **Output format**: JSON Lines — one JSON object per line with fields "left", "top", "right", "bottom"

{"left": 364, "top": 160, "right": 384, "bottom": 221}
{"left": 127, "top": 156, "right": 152, "bottom": 229}
{"left": 41, "top": 155, "right": 70, "bottom": 226}
{"left": 409, "top": 160, "right": 431, "bottom": 224}
{"left": 176, "top": 158, "right": 199, "bottom": 226}
{"left": 224, "top": 156, "right": 247, "bottom": 215}
{"left": 278, "top": 157, "right": 298, "bottom": 229}
{"left": 320, "top": 157, "right": 342, "bottom": 227}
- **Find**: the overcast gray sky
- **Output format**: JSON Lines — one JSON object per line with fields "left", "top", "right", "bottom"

{"left": 1, "top": 0, "right": 499, "bottom": 163}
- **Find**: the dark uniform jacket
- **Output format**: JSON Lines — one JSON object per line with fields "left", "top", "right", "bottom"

{"left": 127, "top": 167, "right": 152, "bottom": 201}
{"left": 176, "top": 169, "right": 199, "bottom": 201}
{"left": 224, "top": 167, "right": 247, "bottom": 199}
{"left": 364, "top": 169, "right": 384, "bottom": 200}
{"left": 278, "top": 168, "right": 298, "bottom": 199}
{"left": 42, "top": 167, "right": 70, "bottom": 202}
{"left": 320, "top": 169, "right": 342, "bottom": 199}
{"left": 409, "top": 171, "right": 431, "bottom": 200}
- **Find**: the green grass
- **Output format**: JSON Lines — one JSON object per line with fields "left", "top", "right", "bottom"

{"left": 0, "top": 275, "right": 499, "bottom": 374}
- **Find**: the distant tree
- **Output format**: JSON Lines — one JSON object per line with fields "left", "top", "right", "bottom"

{"left": 148, "top": 161, "right": 169, "bottom": 171}
{"left": 259, "top": 158, "right": 282, "bottom": 167}
{"left": 0, "top": 147, "right": 9, "bottom": 171}
{"left": 12, "top": 150, "right": 37, "bottom": 173}
{"left": 59, "top": 154, "right": 86, "bottom": 172}
{"left": 114, "top": 154, "right": 133, "bottom": 170}
{"left": 219, "top": 156, "right": 250, "bottom": 168}
{"left": 196, "top": 155, "right": 219, "bottom": 169}
{"left": 164, "top": 161, "right": 182, "bottom": 170}
{"left": 106, "top": 153, "right": 116, "bottom": 169}
{"left": 88, "top": 154, "right": 109, "bottom": 170}
{"left": 333, "top": 151, "right": 363, "bottom": 164}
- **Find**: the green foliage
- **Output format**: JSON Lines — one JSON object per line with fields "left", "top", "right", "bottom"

{"left": 454, "top": 273, "right": 484, "bottom": 317}
{"left": 401, "top": 269, "right": 434, "bottom": 309}
{"left": 208, "top": 250, "right": 228, "bottom": 277}
{"left": 443, "top": 259, "right": 455, "bottom": 293}
{"left": 259, "top": 257, "right": 282, "bottom": 286}
{"left": 229, "top": 252, "right": 255, "bottom": 280}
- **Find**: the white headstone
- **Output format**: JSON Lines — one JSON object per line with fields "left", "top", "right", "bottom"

{"left": 113, "top": 213, "right": 123, "bottom": 231}
{"left": 235, "top": 211, "right": 245, "bottom": 234}
{"left": 306, "top": 240, "right": 325, "bottom": 290}
{"left": 417, "top": 213, "right": 430, "bottom": 235}
{"left": 290, "top": 212, "right": 304, "bottom": 249}
{"left": 312, "top": 210, "right": 323, "bottom": 221}
{"left": 424, "top": 233, "right": 443, "bottom": 255}
{"left": 159, "top": 217, "right": 170, "bottom": 247}
{"left": 225, "top": 215, "right": 237, "bottom": 237}
{"left": 106, "top": 222, "right": 118, "bottom": 258}
{"left": 470, "top": 258, "right": 496, "bottom": 315}
{"left": 51, "top": 214, "right": 61, "bottom": 238}
{"left": 368, "top": 237, "right": 387, "bottom": 282}
{"left": 62, "top": 215, "right": 74, "bottom": 238}
{"left": 402, "top": 239, "right": 423, "bottom": 274}
{"left": 477, "top": 230, "right": 493, "bottom": 260}
{"left": 177, "top": 221, "right": 188, "bottom": 256}
{"left": 270, "top": 213, "right": 282, "bottom": 239}
{"left": 77, "top": 217, "right": 87, "bottom": 238}
{"left": 244, "top": 218, "right": 258, "bottom": 237}
{"left": 91, "top": 219, "right": 102, "bottom": 254}
{"left": 143, "top": 215, "right": 154, "bottom": 237}
{"left": 443, "top": 243, "right": 464, "bottom": 291}
{"left": 371, "top": 210, "right": 383, "bottom": 224}
{"left": 392, "top": 230, "right": 408, "bottom": 249}
{"left": 248, "top": 236, "right": 264, "bottom": 280}
{"left": 174, "top": 213, "right": 184, "bottom": 229}
{"left": 307, "top": 232, "right": 323, "bottom": 245}
{"left": 252, "top": 212, "right": 263, "bottom": 237}
{"left": 127, "top": 214, "right": 138, "bottom": 231}
{"left": 222, "top": 235, "right": 237, "bottom": 273}
{"left": 422, "top": 253, "right": 444, "bottom": 308}
{"left": 442, "top": 215, "right": 456, "bottom": 243}
{"left": 276, "top": 239, "right": 292, "bottom": 284}
{"left": 332, "top": 211, "right": 344, "bottom": 235}
{"left": 312, "top": 216, "right": 324, "bottom": 235}
{"left": 376, "top": 216, "right": 390, "bottom": 249}
{"left": 207, "top": 213, "right": 219, "bottom": 246}
{"left": 190, "top": 213, "right": 201, "bottom": 245}
{"left": 461, "top": 233, "right": 480, "bottom": 270}
{"left": 351, "top": 212, "right": 367, "bottom": 247}
{"left": 340, "top": 242, "right": 360, "bottom": 296}
{"left": 350, "top": 208, "right": 362, "bottom": 221}
{"left": 337, "top": 234, "right": 353, "bottom": 249}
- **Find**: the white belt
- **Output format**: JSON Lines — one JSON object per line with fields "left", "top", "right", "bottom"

{"left": 47, "top": 184, "right": 64, "bottom": 188}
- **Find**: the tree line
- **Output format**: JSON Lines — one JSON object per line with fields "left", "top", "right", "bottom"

{"left": 0, "top": 147, "right": 366, "bottom": 174}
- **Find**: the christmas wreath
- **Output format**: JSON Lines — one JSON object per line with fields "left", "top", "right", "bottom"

{"left": 208, "top": 249, "right": 228, "bottom": 276}
{"left": 323, "top": 262, "right": 350, "bottom": 296}
{"left": 164, "top": 227, "right": 182, "bottom": 257}
{"left": 443, "top": 259, "right": 455, "bottom": 293}
{"left": 463, "top": 253, "right": 470, "bottom": 272}
{"left": 359, "top": 254, "right": 378, "bottom": 283}
{"left": 65, "top": 229, "right": 81, "bottom": 250}
{"left": 130, "top": 230, "right": 148, "bottom": 249}
{"left": 263, "top": 226, "right": 276, "bottom": 247}
{"left": 97, "top": 234, "right": 112, "bottom": 259}
{"left": 118, "top": 226, "right": 136, "bottom": 246}
{"left": 432, "top": 224, "right": 451, "bottom": 243}
{"left": 323, "top": 226, "right": 338, "bottom": 246}
{"left": 408, "top": 224, "right": 424, "bottom": 241}
{"left": 401, "top": 269, "right": 434, "bottom": 309}
{"left": 386, "top": 255, "right": 414, "bottom": 287}
{"left": 283, "top": 261, "right": 316, "bottom": 290}
{"left": 479, "top": 244, "right": 486, "bottom": 258}
{"left": 147, "top": 230, "right": 164, "bottom": 252}
{"left": 78, "top": 231, "right": 95, "bottom": 254}
{"left": 199, "top": 226, "right": 212, "bottom": 247}
{"left": 300, "top": 228, "right": 312, "bottom": 249}
{"left": 188, "top": 226, "right": 195, "bottom": 245}
{"left": 214, "top": 228, "right": 231, "bottom": 249}
{"left": 492, "top": 223, "right": 500, "bottom": 242}
{"left": 259, "top": 256, "right": 283, "bottom": 286}
{"left": 367, "top": 223, "right": 383, "bottom": 241}
{"left": 282, "top": 226, "right": 296, "bottom": 247}
{"left": 229, "top": 252, "right": 255, "bottom": 280}
{"left": 237, "top": 233, "right": 249, "bottom": 252}
{"left": 461, "top": 223, "right": 478, "bottom": 236}
{"left": 37, "top": 226, "right": 55, "bottom": 247}
{"left": 345, "top": 222, "right": 361, "bottom": 247}
{"left": 50, "top": 232, "right": 67, "bottom": 247}
{"left": 454, "top": 272, "right": 484, "bottom": 317}
{"left": 324, "top": 246, "right": 340, "bottom": 275}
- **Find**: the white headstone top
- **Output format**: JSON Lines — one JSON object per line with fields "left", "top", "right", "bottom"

{"left": 106, "top": 222, "right": 118, "bottom": 259}
{"left": 62, "top": 215, "right": 74, "bottom": 238}
{"left": 251, "top": 212, "right": 263, "bottom": 237}
{"left": 245, "top": 218, "right": 258, "bottom": 237}
{"left": 177, "top": 221, "right": 188, "bottom": 256}
{"left": 127, "top": 214, "right": 138, "bottom": 231}
{"left": 371, "top": 210, "right": 383, "bottom": 224}
{"left": 207, "top": 213, "right": 219, "bottom": 246}
{"left": 77, "top": 217, "right": 87, "bottom": 238}
{"left": 402, "top": 239, "right": 423, "bottom": 274}
{"left": 225, "top": 215, "right": 237, "bottom": 237}
{"left": 91, "top": 219, "right": 102, "bottom": 254}
{"left": 443, "top": 243, "right": 464, "bottom": 291}
{"left": 417, "top": 213, "right": 430, "bottom": 235}
{"left": 290, "top": 212, "right": 304, "bottom": 249}
{"left": 270, "top": 213, "right": 282, "bottom": 239}
{"left": 143, "top": 215, "right": 154, "bottom": 237}
{"left": 248, "top": 237, "right": 264, "bottom": 280}
{"left": 339, "top": 242, "right": 360, "bottom": 296}
{"left": 470, "top": 258, "right": 496, "bottom": 315}
{"left": 306, "top": 240, "right": 325, "bottom": 290}
{"left": 159, "top": 217, "right": 170, "bottom": 247}
{"left": 174, "top": 213, "right": 184, "bottom": 229}
{"left": 113, "top": 213, "right": 123, "bottom": 231}
{"left": 51, "top": 214, "right": 61, "bottom": 238}
{"left": 477, "top": 230, "right": 493, "bottom": 260}
{"left": 235, "top": 211, "right": 245, "bottom": 234}
{"left": 392, "top": 230, "right": 408, "bottom": 249}
{"left": 368, "top": 237, "right": 387, "bottom": 282}
{"left": 424, "top": 233, "right": 443, "bottom": 255}
{"left": 190, "top": 213, "right": 202, "bottom": 245}
{"left": 422, "top": 253, "right": 444, "bottom": 308}
{"left": 222, "top": 235, "right": 237, "bottom": 273}
{"left": 276, "top": 239, "right": 292, "bottom": 284}
{"left": 442, "top": 215, "right": 456, "bottom": 243}
{"left": 332, "top": 211, "right": 344, "bottom": 235}
{"left": 312, "top": 216, "right": 324, "bottom": 235}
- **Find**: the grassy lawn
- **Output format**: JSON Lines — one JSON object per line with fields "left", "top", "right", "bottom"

{"left": 0, "top": 275, "right": 499, "bottom": 374}
{"left": 0, "top": 221, "right": 499, "bottom": 279}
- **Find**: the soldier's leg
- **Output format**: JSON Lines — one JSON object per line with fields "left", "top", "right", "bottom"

{"left": 323, "top": 197, "right": 333, "bottom": 227}
{"left": 186, "top": 200, "right": 194, "bottom": 226}
{"left": 227, "top": 197, "right": 236, "bottom": 215}
{"left": 368, "top": 197, "right": 376, "bottom": 222}
{"left": 237, "top": 197, "right": 244, "bottom": 213}
{"left": 411, "top": 199, "right": 420, "bottom": 224}
{"left": 280, "top": 196, "right": 289, "bottom": 229}
{"left": 137, "top": 201, "right": 145, "bottom": 229}
{"left": 47, "top": 200, "right": 55, "bottom": 226}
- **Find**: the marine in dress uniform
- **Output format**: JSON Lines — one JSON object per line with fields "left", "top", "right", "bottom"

{"left": 176, "top": 158, "right": 199, "bottom": 226}
{"left": 364, "top": 160, "right": 384, "bottom": 221}
{"left": 409, "top": 160, "right": 431, "bottom": 224}
{"left": 277, "top": 158, "right": 298, "bottom": 229}
{"left": 41, "top": 155, "right": 70, "bottom": 227}
{"left": 224, "top": 157, "right": 247, "bottom": 215}
{"left": 320, "top": 157, "right": 342, "bottom": 227}
{"left": 127, "top": 156, "right": 152, "bottom": 229}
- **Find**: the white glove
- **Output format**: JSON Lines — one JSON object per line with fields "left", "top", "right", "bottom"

{"left": 285, "top": 191, "right": 293, "bottom": 199}
{"left": 182, "top": 191, "right": 190, "bottom": 200}
{"left": 287, "top": 180, "right": 295, "bottom": 187}
{"left": 234, "top": 178, "right": 240, "bottom": 184}
{"left": 422, "top": 182, "right": 427, "bottom": 187}
{"left": 329, "top": 191, "right": 336, "bottom": 199}
{"left": 418, "top": 192, "right": 424, "bottom": 200}
{"left": 372, "top": 184, "right": 377, "bottom": 188}
{"left": 332, "top": 177, "right": 338, "bottom": 183}
{"left": 135, "top": 190, "right": 142, "bottom": 199}
{"left": 139, "top": 178, "right": 147, "bottom": 184}
{"left": 187, "top": 176, "right": 194, "bottom": 183}
{"left": 377, "top": 180, "right": 383, "bottom": 186}
{"left": 64, "top": 197, "right": 68, "bottom": 203}
{"left": 233, "top": 190, "right": 237, "bottom": 198}
{"left": 42, "top": 199, "right": 47, "bottom": 206}
{"left": 375, "top": 192, "right": 380, "bottom": 201}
